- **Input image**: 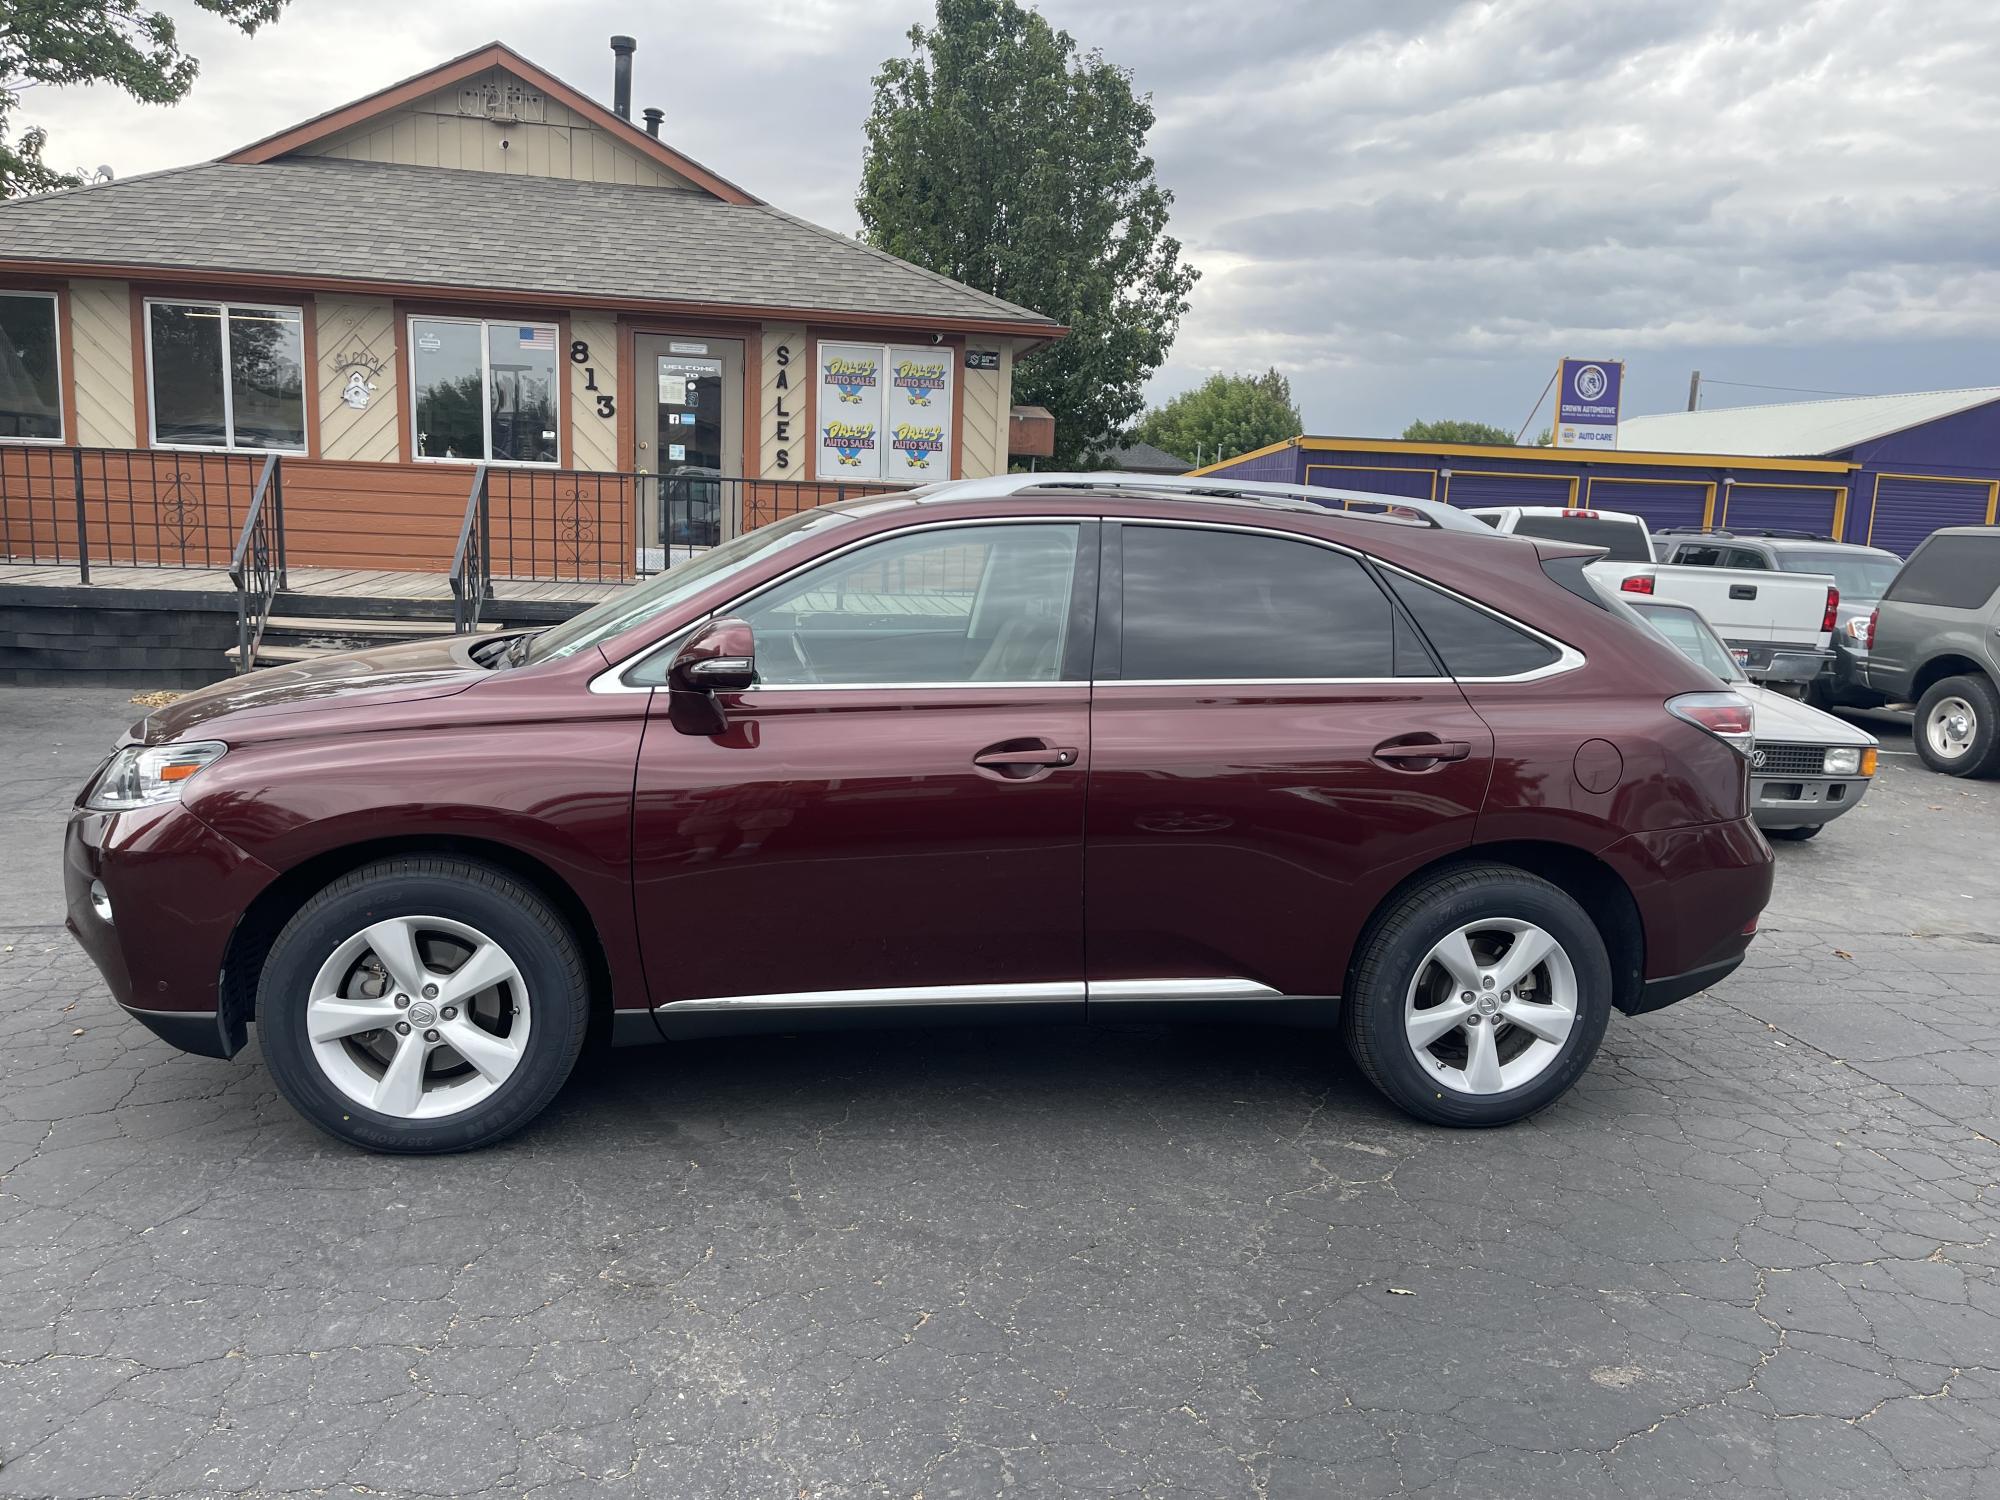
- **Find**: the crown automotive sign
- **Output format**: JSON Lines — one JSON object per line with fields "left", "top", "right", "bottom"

{"left": 1553, "top": 358, "right": 1623, "bottom": 449}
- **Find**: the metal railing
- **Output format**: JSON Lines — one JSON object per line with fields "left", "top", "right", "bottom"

{"left": 449, "top": 464, "right": 491, "bottom": 634}
{"left": 0, "top": 446, "right": 265, "bottom": 579}
{"left": 227, "top": 455, "right": 286, "bottom": 672}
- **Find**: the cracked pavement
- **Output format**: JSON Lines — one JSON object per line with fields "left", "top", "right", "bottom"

{"left": 2, "top": 686, "right": 1997, "bottom": 1499}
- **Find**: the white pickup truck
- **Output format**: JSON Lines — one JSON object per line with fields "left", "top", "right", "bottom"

{"left": 1466, "top": 506, "right": 1838, "bottom": 686}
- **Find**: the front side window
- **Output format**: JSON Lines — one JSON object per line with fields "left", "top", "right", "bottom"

{"left": 1777, "top": 548, "right": 1902, "bottom": 601}
{"left": 147, "top": 300, "right": 306, "bottom": 451}
{"left": 0, "top": 291, "right": 62, "bottom": 441}
{"left": 738, "top": 523, "right": 1080, "bottom": 685}
{"left": 410, "top": 318, "right": 558, "bottom": 464}
{"left": 1115, "top": 526, "right": 1397, "bottom": 680}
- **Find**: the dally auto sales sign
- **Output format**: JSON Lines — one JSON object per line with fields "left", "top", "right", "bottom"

{"left": 1553, "top": 358, "right": 1623, "bottom": 449}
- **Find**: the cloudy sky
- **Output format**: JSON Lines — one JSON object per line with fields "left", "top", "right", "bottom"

{"left": 22, "top": 0, "right": 2000, "bottom": 437}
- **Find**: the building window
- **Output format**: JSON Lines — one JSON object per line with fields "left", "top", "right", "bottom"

{"left": 145, "top": 300, "right": 307, "bottom": 452}
{"left": 0, "top": 291, "right": 63, "bottom": 442}
{"left": 816, "top": 340, "right": 954, "bottom": 482}
{"left": 410, "top": 317, "right": 559, "bottom": 465}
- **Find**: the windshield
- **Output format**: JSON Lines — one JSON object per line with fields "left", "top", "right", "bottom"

{"left": 1629, "top": 600, "right": 1745, "bottom": 683}
{"left": 1509, "top": 515, "right": 1653, "bottom": 562}
{"left": 524, "top": 508, "right": 856, "bottom": 664}
{"left": 1775, "top": 548, "right": 1901, "bottom": 601}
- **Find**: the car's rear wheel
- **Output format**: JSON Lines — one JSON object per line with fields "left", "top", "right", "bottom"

{"left": 1914, "top": 675, "right": 2000, "bottom": 777}
{"left": 1342, "top": 865, "right": 1612, "bottom": 1127}
{"left": 258, "top": 857, "right": 589, "bottom": 1153}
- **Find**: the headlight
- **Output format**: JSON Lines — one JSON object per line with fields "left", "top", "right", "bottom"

{"left": 1822, "top": 746, "right": 1862, "bottom": 776}
{"left": 86, "top": 741, "right": 226, "bottom": 811}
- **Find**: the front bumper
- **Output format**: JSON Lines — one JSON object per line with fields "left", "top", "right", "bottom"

{"left": 64, "top": 802, "right": 278, "bottom": 1059}
{"left": 1752, "top": 774, "right": 1871, "bottom": 830}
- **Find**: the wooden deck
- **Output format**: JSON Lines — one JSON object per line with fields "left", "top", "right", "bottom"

{"left": 0, "top": 562, "right": 631, "bottom": 608}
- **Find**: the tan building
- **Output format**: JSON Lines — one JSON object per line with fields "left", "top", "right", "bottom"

{"left": 0, "top": 39, "right": 1061, "bottom": 597}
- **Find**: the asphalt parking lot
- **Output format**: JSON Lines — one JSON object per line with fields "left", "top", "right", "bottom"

{"left": 2, "top": 686, "right": 1997, "bottom": 1500}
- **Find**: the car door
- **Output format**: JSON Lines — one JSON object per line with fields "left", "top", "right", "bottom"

{"left": 632, "top": 518, "right": 1097, "bottom": 1020}
{"left": 1083, "top": 520, "right": 1495, "bottom": 1011}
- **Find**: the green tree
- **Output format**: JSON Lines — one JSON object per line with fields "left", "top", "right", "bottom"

{"left": 1132, "top": 368, "right": 1299, "bottom": 467}
{"left": 1401, "top": 418, "right": 1518, "bottom": 446}
{"left": 2, "top": 2, "right": 290, "bottom": 197}
{"left": 857, "top": 0, "right": 1198, "bottom": 467}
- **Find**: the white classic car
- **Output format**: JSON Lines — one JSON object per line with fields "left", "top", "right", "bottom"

{"left": 1629, "top": 598, "right": 1877, "bottom": 841}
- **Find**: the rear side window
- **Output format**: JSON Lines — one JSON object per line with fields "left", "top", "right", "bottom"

{"left": 1673, "top": 543, "right": 1727, "bottom": 567}
{"left": 1508, "top": 515, "right": 1652, "bottom": 562}
{"left": 1885, "top": 533, "right": 2000, "bottom": 610}
{"left": 1386, "top": 573, "right": 1563, "bottom": 678}
{"left": 1114, "top": 526, "right": 1396, "bottom": 679}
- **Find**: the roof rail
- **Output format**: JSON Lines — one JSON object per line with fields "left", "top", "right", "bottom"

{"left": 916, "top": 471, "right": 1491, "bottom": 533}
{"left": 1653, "top": 524, "right": 1836, "bottom": 543}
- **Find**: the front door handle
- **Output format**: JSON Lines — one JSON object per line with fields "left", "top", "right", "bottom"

{"left": 974, "top": 746, "right": 1078, "bottom": 769}
{"left": 1372, "top": 738, "right": 1471, "bottom": 769}
{"left": 973, "top": 740, "right": 1079, "bottom": 781}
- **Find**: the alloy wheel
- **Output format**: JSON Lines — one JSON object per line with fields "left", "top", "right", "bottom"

{"left": 304, "top": 915, "right": 532, "bottom": 1120}
{"left": 1402, "top": 918, "right": 1578, "bottom": 1096}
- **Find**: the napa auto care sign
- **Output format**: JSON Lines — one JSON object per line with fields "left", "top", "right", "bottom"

{"left": 1553, "top": 358, "right": 1623, "bottom": 449}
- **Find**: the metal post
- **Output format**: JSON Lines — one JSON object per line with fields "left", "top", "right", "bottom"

{"left": 1687, "top": 370, "right": 1702, "bottom": 411}
{"left": 71, "top": 448, "right": 90, "bottom": 585}
{"left": 272, "top": 456, "right": 289, "bottom": 589}
{"left": 478, "top": 467, "right": 492, "bottom": 591}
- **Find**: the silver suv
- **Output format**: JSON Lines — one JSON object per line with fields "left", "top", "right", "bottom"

{"left": 1862, "top": 527, "right": 2000, "bottom": 776}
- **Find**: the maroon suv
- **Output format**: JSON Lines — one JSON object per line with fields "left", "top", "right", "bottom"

{"left": 65, "top": 477, "right": 1771, "bottom": 1152}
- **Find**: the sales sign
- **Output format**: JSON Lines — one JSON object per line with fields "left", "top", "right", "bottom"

{"left": 1553, "top": 358, "right": 1623, "bottom": 449}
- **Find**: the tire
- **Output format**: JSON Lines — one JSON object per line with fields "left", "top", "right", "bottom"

{"left": 1913, "top": 674, "right": 2000, "bottom": 778}
{"left": 1341, "top": 864, "right": 1613, "bottom": 1128}
{"left": 1766, "top": 824, "right": 1823, "bottom": 841}
{"left": 257, "top": 856, "right": 590, "bottom": 1153}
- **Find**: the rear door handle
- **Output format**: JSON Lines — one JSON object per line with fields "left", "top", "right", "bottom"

{"left": 1372, "top": 738, "right": 1471, "bottom": 767}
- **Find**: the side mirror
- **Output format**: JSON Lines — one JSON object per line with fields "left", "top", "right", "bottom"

{"left": 668, "top": 617, "right": 757, "bottom": 693}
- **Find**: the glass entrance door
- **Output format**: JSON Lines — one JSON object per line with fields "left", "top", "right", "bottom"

{"left": 633, "top": 334, "right": 742, "bottom": 570}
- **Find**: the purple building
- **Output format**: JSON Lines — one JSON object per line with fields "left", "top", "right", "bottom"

{"left": 1198, "top": 386, "right": 2000, "bottom": 555}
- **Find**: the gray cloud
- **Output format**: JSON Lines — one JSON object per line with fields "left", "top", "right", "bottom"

{"left": 20, "top": 0, "right": 2000, "bottom": 433}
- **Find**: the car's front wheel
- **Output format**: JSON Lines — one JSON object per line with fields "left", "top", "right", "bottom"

{"left": 1914, "top": 674, "right": 2000, "bottom": 778}
{"left": 258, "top": 857, "right": 590, "bottom": 1153}
{"left": 1342, "top": 865, "right": 1613, "bottom": 1127}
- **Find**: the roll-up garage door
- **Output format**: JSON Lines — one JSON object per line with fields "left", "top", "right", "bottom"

{"left": 1585, "top": 480, "right": 1709, "bottom": 533}
{"left": 1442, "top": 472, "right": 1577, "bottom": 508}
{"left": 1304, "top": 463, "right": 1436, "bottom": 503}
{"left": 1866, "top": 475, "right": 1998, "bottom": 556}
{"left": 1720, "top": 483, "right": 1842, "bottom": 537}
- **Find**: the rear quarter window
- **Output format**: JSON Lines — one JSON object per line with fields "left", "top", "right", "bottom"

{"left": 1508, "top": 516, "right": 1653, "bottom": 562}
{"left": 1884, "top": 534, "right": 2000, "bottom": 610}
{"left": 1386, "top": 573, "right": 1563, "bottom": 678}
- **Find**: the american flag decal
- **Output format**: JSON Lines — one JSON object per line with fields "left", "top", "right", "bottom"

{"left": 519, "top": 326, "right": 554, "bottom": 350}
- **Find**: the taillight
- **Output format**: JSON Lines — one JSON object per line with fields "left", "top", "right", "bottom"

{"left": 1620, "top": 574, "right": 1656, "bottom": 595}
{"left": 1667, "top": 690, "right": 1755, "bottom": 755}
{"left": 1866, "top": 607, "right": 1878, "bottom": 650}
{"left": 1821, "top": 585, "right": 1839, "bottom": 633}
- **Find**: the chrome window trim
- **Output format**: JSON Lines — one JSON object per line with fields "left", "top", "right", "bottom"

{"left": 657, "top": 977, "right": 1283, "bottom": 1013}
{"left": 589, "top": 513, "right": 1094, "bottom": 695}
{"left": 587, "top": 510, "right": 1586, "bottom": 694}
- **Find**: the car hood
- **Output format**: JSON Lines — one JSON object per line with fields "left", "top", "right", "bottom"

{"left": 137, "top": 636, "right": 488, "bottom": 745}
{"left": 1741, "top": 682, "right": 1877, "bottom": 748}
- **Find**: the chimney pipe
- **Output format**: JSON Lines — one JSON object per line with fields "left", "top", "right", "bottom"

{"left": 609, "top": 36, "right": 636, "bottom": 120}
{"left": 642, "top": 107, "right": 663, "bottom": 138}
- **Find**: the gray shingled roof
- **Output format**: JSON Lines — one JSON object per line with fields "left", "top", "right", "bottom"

{"left": 0, "top": 158, "right": 1059, "bottom": 329}
{"left": 1103, "top": 439, "right": 1190, "bottom": 473}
